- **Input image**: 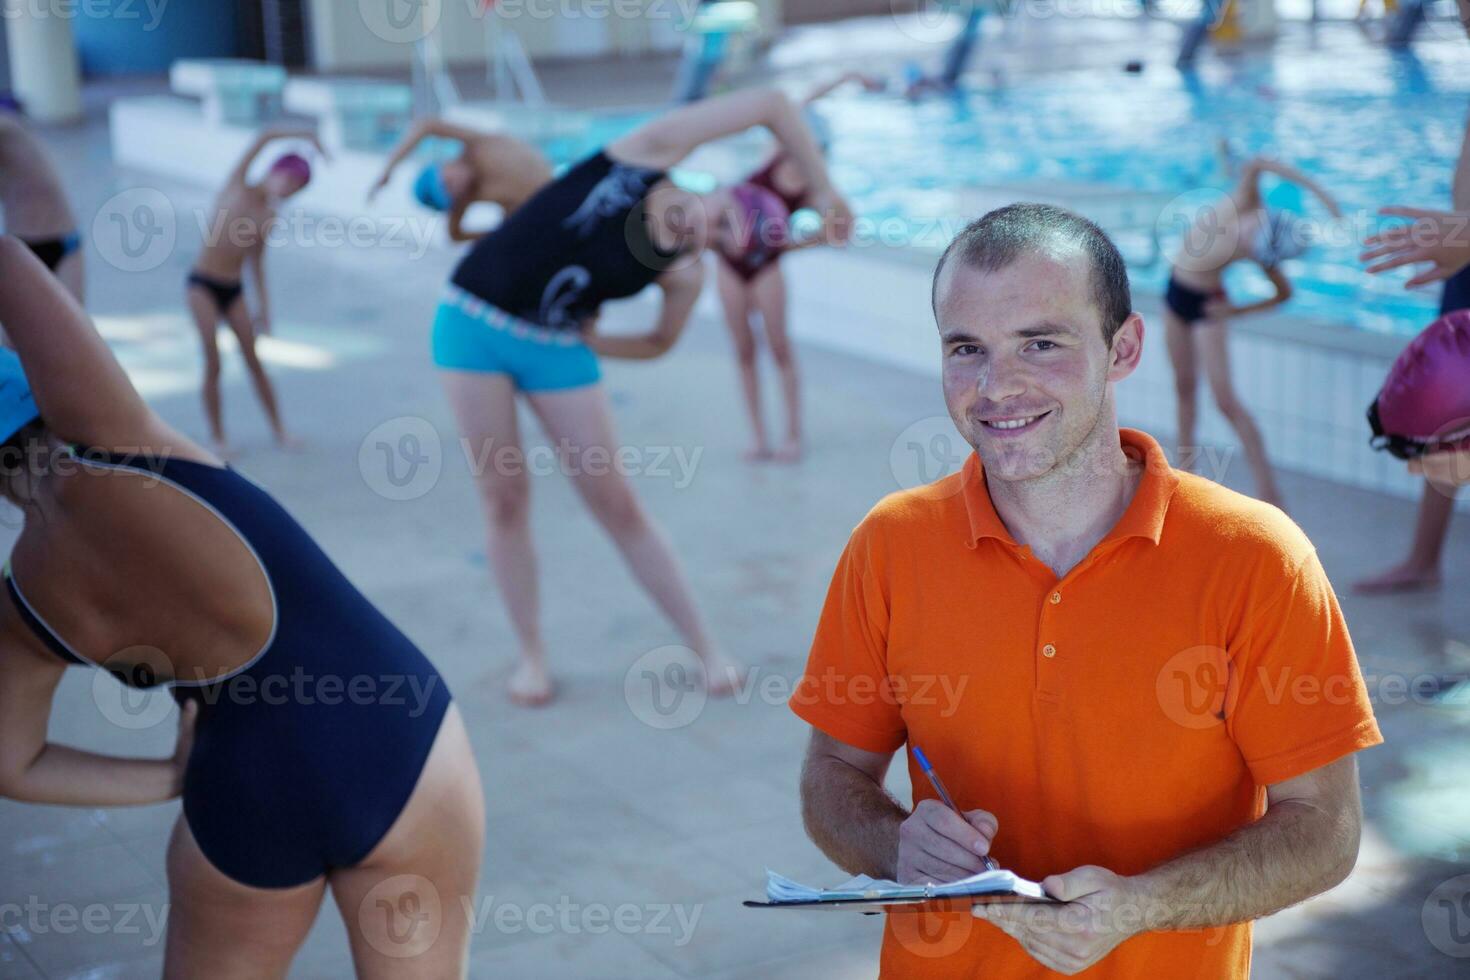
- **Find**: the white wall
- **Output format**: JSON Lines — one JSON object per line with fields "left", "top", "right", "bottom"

{"left": 307, "top": 0, "right": 782, "bottom": 72}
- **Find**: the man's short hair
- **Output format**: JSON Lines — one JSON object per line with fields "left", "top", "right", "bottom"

{"left": 932, "top": 203, "right": 1133, "bottom": 346}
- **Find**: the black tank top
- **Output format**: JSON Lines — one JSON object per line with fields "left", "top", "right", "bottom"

{"left": 450, "top": 150, "right": 681, "bottom": 330}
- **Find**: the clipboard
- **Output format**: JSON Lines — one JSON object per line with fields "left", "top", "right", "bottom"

{"left": 744, "top": 890, "right": 1056, "bottom": 914}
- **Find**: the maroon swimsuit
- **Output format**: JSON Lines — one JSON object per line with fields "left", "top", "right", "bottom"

{"left": 722, "top": 154, "right": 808, "bottom": 282}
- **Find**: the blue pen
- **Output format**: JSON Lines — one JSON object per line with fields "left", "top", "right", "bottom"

{"left": 911, "top": 745, "right": 999, "bottom": 872}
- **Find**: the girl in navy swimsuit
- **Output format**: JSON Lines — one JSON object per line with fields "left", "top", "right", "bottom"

{"left": 0, "top": 238, "right": 484, "bottom": 978}
{"left": 432, "top": 87, "right": 852, "bottom": 706}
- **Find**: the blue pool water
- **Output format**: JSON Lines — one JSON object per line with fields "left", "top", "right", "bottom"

{"left": 565, "top": 39, "right": 1468, "bottom": 336}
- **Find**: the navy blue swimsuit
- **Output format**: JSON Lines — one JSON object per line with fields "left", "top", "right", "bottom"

{"left": 3, "top": 450, "right": 452, "bottom": 889}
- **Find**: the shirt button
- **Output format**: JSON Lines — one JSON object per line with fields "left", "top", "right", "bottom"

{"left": 1050, "top": 592, "right": 1061, "bottom": 605}
{"left": 1042, "top": 643, "right": 1057, "bottom": 658}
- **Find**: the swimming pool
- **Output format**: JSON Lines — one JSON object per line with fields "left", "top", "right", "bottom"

{"left": 560, "top": 36, "right": 1467, "bottom": 336}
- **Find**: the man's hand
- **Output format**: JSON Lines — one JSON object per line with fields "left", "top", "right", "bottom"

{"left": 896, "top": 798, "right": 997, "bottom": 884}
{"left": 1360, "top": 207, "right": 1470, "bottom": 288}
{"left": 972, "top": 865, "right": 1141, "bottom": 976}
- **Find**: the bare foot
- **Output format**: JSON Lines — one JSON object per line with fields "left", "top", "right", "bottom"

{"left": 1352, "top": 562, "right": 1441, "bottom": 595}
{"left": 701, "top": 653, "right": 744, "bottom": 698}
{"left": 773, "top": 439, "right": 803, "bottom": 464}
{"left": 210, "top": 438, "right": 238, "bottom": 461}
{"left": 275, "top": 432, "right": 307, "bottom": 452}
{"left": 506, "top": 658, "right": 555, "bottom": 707}
{"left": 744, "top": 445, "right": 774, "bottom": 463}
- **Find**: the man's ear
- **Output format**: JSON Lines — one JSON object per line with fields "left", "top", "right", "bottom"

{"left": 1107, "top": 313, "right": 1144, "bottom": 382}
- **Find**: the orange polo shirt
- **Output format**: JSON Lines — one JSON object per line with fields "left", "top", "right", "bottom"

{"left": 790, "top": 428, "right": 1381, "bottom": 979}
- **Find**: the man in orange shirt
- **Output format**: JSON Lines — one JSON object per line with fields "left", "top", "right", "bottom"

{"left": 792, "top": 203, "right": 1382, "bottom": 978}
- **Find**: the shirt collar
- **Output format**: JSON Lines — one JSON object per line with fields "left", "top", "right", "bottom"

{"left": 961, "top": 428, "right": 1180, "bottom": 550}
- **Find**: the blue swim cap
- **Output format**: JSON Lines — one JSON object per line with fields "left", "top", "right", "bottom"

{"left": 0, "top": 348, "right": 39, "bottom": 443}
{"left": 414, "top": 163, "right": 452, "bottom": 212}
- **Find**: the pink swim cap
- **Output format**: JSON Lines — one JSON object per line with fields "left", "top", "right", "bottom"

{"left": 724, "top": 182, "right": 792, "bottom": 268}
{"left": 1369, "top": 309, "right": 1470, "bottom": 459}
{"left": 269, "top": 152, "right": 312, "bottom": 187}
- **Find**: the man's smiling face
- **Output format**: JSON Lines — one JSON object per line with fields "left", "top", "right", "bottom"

{"left": 935, "top": 247, "right": 1117, "bottom": 485}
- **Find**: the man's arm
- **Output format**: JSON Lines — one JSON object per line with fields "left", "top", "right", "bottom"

{"left": 801, "top": 730, "right": 998, "bottom": 884}
{"left": 974, "top": 755, "right": 1363, "bottom": 976}
{"left": 1130, "top": 754, "right": 1362, "bottom": 928}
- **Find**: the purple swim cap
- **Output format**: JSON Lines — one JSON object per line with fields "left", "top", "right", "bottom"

{"left": 1369, "top": 309, "right": 1470, "bottom": 459}
{"left": 724, "top": 182, "right": 791, "bottom": 267}
{"left": 269, "top": 152, "right": 312, "bottom": 188}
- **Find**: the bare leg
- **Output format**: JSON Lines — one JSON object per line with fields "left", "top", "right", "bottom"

{"left": 1199, "top": 320, "right": 1284, "bottom": 509}
{"left": 223, "top": 299, "right": 296, "bottom": 448}
{"left": 752, "top": 263, "right": 802, "bottom": 462}
{"left": 1163, "top": 309, "right": 1199, "bottom": 472}
{"left": 186, "top": 287, "right": 230, "bottom": 457}
{"left": 440, "top": 370, "right": 553, "bottom": 705}
{"left": 164, "top": 817, "right": 326, "bottom": 978}
{"left": 329, "top": 705, "right": 484, "bottom": 978}
{"left": 527, "top": 384, "right": 741, "bottom": 695}
{"left": 716, "top": 260, "right": 770, "bottom": 460}
{"left": 1353, "top": 484, "right": 1456, "bottom": 594}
